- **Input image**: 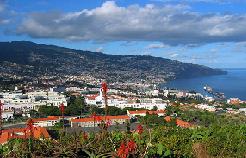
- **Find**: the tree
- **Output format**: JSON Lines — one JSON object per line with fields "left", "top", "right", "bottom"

{"left": 108, "top": 106, "right": 126, "bottom": 116}
{"left": 152, "top": 106, "right": 158, "bottom": 111}
{"left": 29, "top": 110, "right": 39, "bottom": 118}
{"left": 65, "top": 96, "right": 85, "bottom": 116}
{"left": 38, "top": 105, "right": 60, "bottom": 117}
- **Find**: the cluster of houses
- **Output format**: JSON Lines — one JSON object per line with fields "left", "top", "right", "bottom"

{"left": 83, "top": 88, "right": 167, "bottom": 110}
{"left": 28, "top": 109, "right": 192, "bottom": 130}
{"left": 195, "top": 103, "right": 246, "bottom": 115}
{"left": 0, "top": 88, "right": 67, "bottom": 120}
{"left": 0, "top": 126, "right": 50, "bottom": 144}
{"left": 0, "top": 108, "right": 194, "bottom": 144}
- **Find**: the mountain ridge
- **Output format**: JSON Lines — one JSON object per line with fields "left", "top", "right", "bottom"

{"left": 0, "top": 41, "right": 226, "bottom": 83}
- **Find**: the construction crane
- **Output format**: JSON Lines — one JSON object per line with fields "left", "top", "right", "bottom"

{"left": 0, "top": 100, "right": 3, "bottom": 135}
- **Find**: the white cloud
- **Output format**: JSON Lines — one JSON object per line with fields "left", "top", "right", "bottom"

{"left": 17, "top": 1, "right": 246, "bottom": 45}
{"left": 169, "top": 53, "right": 179, "bottom": 58}
{"left": 95, "top": 47, "right": 103, "bottom": 52}
{"left": 0, "top": 2, "right": 4, "bottom": 12}
{"left": 151, "top": 0, "right": 241, "bottom": 4}
{"left": 147, "top": 43, "right": 168, "bottom": 49}
{"left": 0, "top": 19, "right": 10, "bottom": 24}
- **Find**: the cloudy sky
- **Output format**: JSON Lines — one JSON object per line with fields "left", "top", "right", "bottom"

{"left": 1, "top": 0, "right": 246, "bottom": 68}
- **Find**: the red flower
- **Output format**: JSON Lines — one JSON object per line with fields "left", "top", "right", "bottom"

{"left": 91, "top": 112, "right": 96, "bottom": 118}
{"left": 117, "top": 142, "right": 128, "bottom": 158}
{"left": 102, "top": 82, "right": 108, "bottom": 93}
{"left": 83, "top": 132, "right": 88, "bottom": 140}
{"left": 59, "top": 103, "right": 65, "bottom": 114}
{"left": 95, "top": 116, "right": 102, "bottom": 122}
{"left": 106, "top": 120, "right": 111, "bottom": 127}
{"left": 127, "top": 140, "right": 136, "bottom": 152}
{"left": 136, "top": 124, "right": 143, "bottom": 134}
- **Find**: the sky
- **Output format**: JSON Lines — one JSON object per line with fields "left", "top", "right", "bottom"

{"left": 1, "top": 0, "right": 246, "bottom": 68}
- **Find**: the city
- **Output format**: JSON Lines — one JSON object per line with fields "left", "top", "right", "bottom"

{"left": 0, "top": 0, "right": 246, "bottom": 157}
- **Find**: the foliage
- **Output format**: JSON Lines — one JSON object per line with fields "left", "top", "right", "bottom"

{"left": 29, "top": 109, "right": 39, "bottom": 118}
{"left": 65, "top": 96, "right": 85, "bottom": 116}
{"left": 138, "top": 114, "right": 165, "bottom": 127}
{"left": 1, "top": 104, "right": 246, "bottom": 157}
{"left": 38, "top": 105, "right": 60, "bottom": 117}
{"left": 0, "top": 122, "right": 245, "bottom": 158}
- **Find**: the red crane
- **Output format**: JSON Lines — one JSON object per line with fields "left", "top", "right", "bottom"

{"left": 0, "top": 100, "right": 3, "bottom": 135}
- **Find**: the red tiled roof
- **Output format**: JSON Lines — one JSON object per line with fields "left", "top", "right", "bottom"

{"left": 71, "top": 115, "right": 130, "bottom": 123}
{"left": 86, "top": 94, "right": 99, "bottom": 100}
{"left": 164, "top": 116, "right": 192, "bottom": 128}
{"left": 128, "top": 110, "right": 148, "bottom": 114}
{"left": 176, "top": 119, "right": 192, "bottom": 128}
{"left": 32, "top": 116, "right": 60, "bottom": 122}
{"left": 128, "top": 110, "right": 165, "bottom": 115}
{"left": 148, "top": 110, "right": 165, "bottom": 114}
{"left": 164, "top": 116, "right": 171, "bottom": 122}
{"left": 0, "top": 127, "right": 50, "bottom": 144}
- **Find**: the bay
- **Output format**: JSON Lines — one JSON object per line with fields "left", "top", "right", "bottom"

{"left": 160, "top": 68, "right": 246, "bottom": 100}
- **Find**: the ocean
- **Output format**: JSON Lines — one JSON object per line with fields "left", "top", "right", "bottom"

{"left": 160, "top": 68, "right": 246, "bottom": 100}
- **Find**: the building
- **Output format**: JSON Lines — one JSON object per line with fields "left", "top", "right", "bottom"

{"left": 164, "top": 116, "right": 192, "bottom": 128}
{"left": 71, "top": 115, "right": 130, "bottom": 127}
{"left": 84, "top": 88, "right": 167, "bottom": 110}
{"left": 2, "top": 111, "right": 14, "bottom": 120}
{"left": 32, "top": 116, "right": 76, "bottom": 127}
{"left": 32, "top": 116, "right": 61, "bottom": 127}
{"left": 0, "top": 127, "right": 50, "bottom": 144}
{"left": 227, "top": 98, "right": 240, "bottom": 105}
{"left": 127, "top": 110, "right": 165, "bottom": 118}
{"left": 0, "top": 89, "right": 67, "bottom": 113}
{"left": 195, "top": 104, "right": 216, "bottom": 112}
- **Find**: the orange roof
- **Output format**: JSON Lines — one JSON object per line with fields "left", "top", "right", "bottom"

{"left": 176, "top": 119, "right": 192, "bottom": 128}
{"left": 86, "top": 94, "right": 99, "bottom": 100}
{"left": 128, "top": 110, "right": 148, "bottom": 114}
{"left": 164, "top": 116, "right": 192, "bottom": 128}
{"left": 148, "top": 110, "right": 165, "bottom": 114}
{"left": 128, "top": 110, "right": 165, "bottom": 115}
{"left": 71, "top": 115, "right": 130, "bottom": 123}
{"left": 0, "top": 127, "right": 50, "bottom": 144}
{"left": 32, "top": 116, "right": 60, "bottom": 122}
{"left": 164, "top": 116, "right": 171, "bottom": 122}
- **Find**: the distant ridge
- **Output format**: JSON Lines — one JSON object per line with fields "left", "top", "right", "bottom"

{"left": 0, "top": 41, "right": 226, "bottom": 83}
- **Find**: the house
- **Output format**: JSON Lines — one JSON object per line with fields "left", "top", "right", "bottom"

{"left": 32, "top": 116, "right": 76, "bottom": 127}
{"left": 71, "top": 115, "right": 130, "bottom": 127}
{"left": 2, "top": 111, "right": 14, "bottom": 120}
{"left": 0, "top": 127, "right": 50, "bottom": 144}
{"left": 0, "top": 89, "right": 67, "bottom": 113}
{"left": 32, "top": 116, "right": 61, "bottom": 127}
{"left": 227, "top": 98, "right": 240, "bottom": 105}
{"left": 164, "top": 116, "right": 192, "bottom": 128}
{"left": 127, "top": 110, "right": 165, "bottom": 118}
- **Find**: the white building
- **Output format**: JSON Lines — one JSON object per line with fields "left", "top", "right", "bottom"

{"left": 2, "top": 111, "right": 14, "bottom": 120}
{"left": 0, "top": 88, "right": 67, "bottom": 113}
{"left": 127, "top": 110, "right": 165, "bottom": 118}
{"left": 195, "top": 104, "right": 216, "bottom": 112}
{"left": 71, "top": 115, "right": 130, "bottom": 128}
{"left": 84, "top": 88, "right": 167, "bottom": 110}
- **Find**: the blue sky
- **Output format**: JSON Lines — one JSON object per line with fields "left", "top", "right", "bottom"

{"left": 1, "top": 0, "right": 246, "bottom": 68}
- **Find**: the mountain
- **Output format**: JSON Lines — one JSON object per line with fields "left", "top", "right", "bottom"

{"left": 0, "top": 41, "right": 226, "bottom": 83}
